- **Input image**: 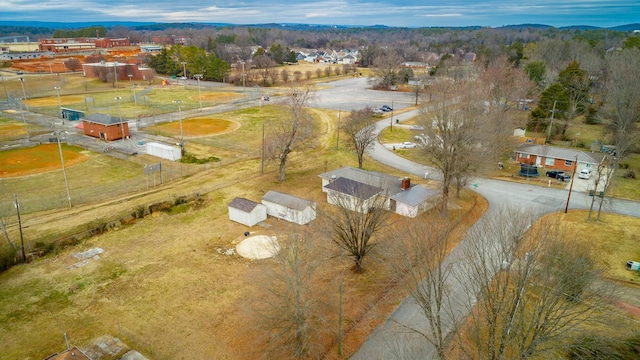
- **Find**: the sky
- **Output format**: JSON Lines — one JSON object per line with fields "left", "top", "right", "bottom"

{"left": 1, "top": 0, "right": 639, "bottom": 28}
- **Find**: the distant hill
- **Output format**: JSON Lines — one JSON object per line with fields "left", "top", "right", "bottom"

{"left": 1, "top": 20, "right": 639, "bottom": 35}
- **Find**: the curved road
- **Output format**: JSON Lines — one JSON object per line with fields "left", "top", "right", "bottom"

{"left": 352, "top": 109, "right": 640, "bottom": 359}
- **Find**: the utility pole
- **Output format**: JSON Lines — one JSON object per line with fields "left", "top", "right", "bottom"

{"left": 547, "top": 100, "right": 557, "bottom": 142}
{"left": 194, "top": 74, "right": 203, "bottom": 111}
{"left": 564, "top": 155, "right": 578, "bottom": 213}
{"left": 261, "top": 122, "right": 265, "bottom": 174}
{"left": 13, "top": 194, "right": 26, "bottom": 263}
{"left": 336, "top": 109, "right": 341, "bottom": 149}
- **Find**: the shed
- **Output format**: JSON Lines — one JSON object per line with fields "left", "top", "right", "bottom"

{"left": 390, "top": 185, "right": 439, "bottom": 218}
{"left": 228, "top": 197, "right": 267, "bottom": 227}
{"left": 261, "top": 191, "right": 316, "bottom": 225}
{"left": 60, "top": 107, "right": 85, "bottom": 121}
{"left": 82, "top": 113, "right": 129, "bottom": 141}
{"left": 146, "top": 142, "right": 182, "bottom": 161}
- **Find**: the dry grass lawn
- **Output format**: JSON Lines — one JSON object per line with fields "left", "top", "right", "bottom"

{"left": 0, "top": 150, "right": 483, "bottom": 359}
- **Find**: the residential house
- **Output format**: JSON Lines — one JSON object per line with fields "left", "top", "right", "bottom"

{"left": 81, "top": 113, "right": 129, "bottom": 141}
{"left": 323, "top": 177, "right": 384, "bottom": 213}
{"left": 228, "top": 197, "right": 267, "bottom": 227}
{"left": 43, "top": 346, "right": 92, "bottom": 360}
{"left": 261, "top": 191, "right": 316, "bottom": 225}
{"left": 319, "top": 167, "right": 438, "bottom": 217}
{"left": 391, "top": 182, "right": 440, "bottom": 218}
{"left": 515, "top": 143, "right": 603, "bottom": 173}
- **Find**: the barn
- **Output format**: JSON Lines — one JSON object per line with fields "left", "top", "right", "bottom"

{"left": 82, "top": 113, "right": 130, "bottom": 141}
{"left": 261, "top": 191, "right": 316, "bottom": 225}
{"left": 228, "top": 197, "right": 267, "bottom": 227}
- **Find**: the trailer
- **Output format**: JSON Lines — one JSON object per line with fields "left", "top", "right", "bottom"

{"left": 146, "top": 142, "right": 182, "bottom": 161}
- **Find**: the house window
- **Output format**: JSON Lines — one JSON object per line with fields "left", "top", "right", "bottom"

{"left": 545, "top": 158, "right": 555, "bottom": 166}
{"left": 565, "top": 160, "right": 573, "bottom": 166}
{"left": 520, "top": 153, "right": 530, "bottom": 159}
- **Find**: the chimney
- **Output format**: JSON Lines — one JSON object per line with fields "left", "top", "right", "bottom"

{"left": 401, "top": 177, "right": 410, "bottom": 190}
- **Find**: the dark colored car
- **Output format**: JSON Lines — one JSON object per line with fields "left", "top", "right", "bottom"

{"left": 557, "top": 173, "right": 571, "bottom": 182}
{"left": 381, "top": 105, "right": 392, "bottom": 111}
{"left": 546, "top": 170, "right": 562, "bottom": 178}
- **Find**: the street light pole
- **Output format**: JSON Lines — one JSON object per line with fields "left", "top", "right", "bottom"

{"left": 239, "top": 60, "right": 246, "bottom": 95}
{"left": 181, "top": 62, "right": 188, "bottom": 87}
{"left": 19, "top": 78, "right": 28, "bottom": 111}
{"left": 114, "top": 96, "right": 125, "bottom": 141}
{"left": 54, "top": 132, "right": 72, "bottom": 208}
{"left": 173, "top": 100, "right": 184, "bottom": 148}
{"left": 336, "top": 109, "right": 341, "bottom": 149}
{"left": 128, "top": 74, "right": 137, "bottom": 109}
{"left": 113, "top": 61, "right": 119, "bottom": 88}
{"left": 54, "top": 86, "right": 62, "bottom": 122}
{"left": 194, "top": 74, "right": 203, "bottom": 111}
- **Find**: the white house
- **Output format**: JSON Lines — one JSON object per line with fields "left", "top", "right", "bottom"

{"left": 319, "top": 167, "right": 440, "bottom": 217}
{"left": 323, "top": 177, "right": 383, "bottom": 213}
{"left": 228, "top": 197, "right": 267, "bottom": 227}
{"left": 390, "top": 184, "right": 439, "bottom": 218}
{"left": 261, "top": 191, "right": 317, "bottom": 225}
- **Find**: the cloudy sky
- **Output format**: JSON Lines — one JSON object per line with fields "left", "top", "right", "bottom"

{"left": 2, "top": 0, "right": 638, "bottom": 28}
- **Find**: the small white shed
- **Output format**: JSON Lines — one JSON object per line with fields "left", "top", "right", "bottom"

{"left": 146, "top": 142, "right": 182, "bottom": 161}
{"left": 261, "top": 191, "right": 317, "bottom": 225}
{"left": 228, "top": 197, "right": 267, "bottom": 227}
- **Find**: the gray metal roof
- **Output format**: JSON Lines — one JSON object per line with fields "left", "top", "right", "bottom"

{"left": 229, "top": 197, "right": 260, "bottom": 212}
{"left": 515, "top": 144, "right": 603, "bottom": 164}
{"left": 262, "top": 191, "right": 316, "bottom": 211}
{"left": 319, "top": 166, "right": 405, "bottom": 196}
{"left": 83, "top": 113, "right": 126, "bottom": 125}
{"left": 390, "top": 185, "right": 438, "bottom": 206}
{"left": 323, "top": 177, "right": 383, "bottom": 200}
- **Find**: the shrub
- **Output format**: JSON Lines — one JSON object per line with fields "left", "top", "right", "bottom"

{"left": 0, "top": 245, "right": 18, "bottom": 271}
{"left": 624, "top": 170, "right": 636, "bottom": 179}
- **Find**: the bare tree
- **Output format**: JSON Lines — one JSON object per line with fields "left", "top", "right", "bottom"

{"left": 64, "top": 58, "right": 82, "bottom": 72}
{"left": 293, "top": 71, "right": 302, "bottom": 82}
{"left": 315, "top": 68, "right": 322, "bottom": 79}
{"left": 417, "top": 78, "right": 483, "bottom": 213}
{"left": 253, "top": 54, "right": 275, "bottom": 85}
{"left": 455, "top": 209, "right": 609, "bottom": 360}
{"left": 587, "top": 154, "right": 616, "bottom": 222}
{"left": 267, "top": 67, "right": 279, "bottom": 86}
{"left": 324, "top": 66, "right": 332, "bottom": 77}
{"left": 341, "top": 107, "right": 377, "bottom": 169}
{"left": 601, "top": 48, "right": 640, "bottom": 160}
{"left": 280, "top": 69, "right": 290, "bottom": 84}
{"left": 250, "top": 229, "right": 327, "bottom": 359}
{"left": 305, "top": 70, "right": 312, "bottom": 81}
{"left": 322, "top": 180, "right": 389, "bottom": 273}
{"left": 265, "top": 83, "right": 314, "bottom": 182}
{"left": 370, "top": 49, "right": 403, "bottom": 89}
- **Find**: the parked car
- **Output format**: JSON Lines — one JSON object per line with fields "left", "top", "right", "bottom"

{"left": 381, "top": 105, "right": 393, "bottom": 111}
{"left": 372, "top": 108, "right": 384, "bottom": 114}
{"left": 400, "top": 142, "right": 416, "bottom": 149}
{"left": 262, "top": 96, "right": 270, "bottom": 101}
{"left": 557, "top": 173, "right": 571, "bottom": 182}
{"left": 546, "top": 170, "right": 562, "bottom": 178}
{"left": 410, "top": 125, "right": 425, "bottom": 131}
{"left": 578, "top": 168, "right": 592, "bottom": 179}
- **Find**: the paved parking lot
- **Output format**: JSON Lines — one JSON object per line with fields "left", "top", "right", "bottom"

{"left": 313, "top": 77, "right": 416, "bottom": 112}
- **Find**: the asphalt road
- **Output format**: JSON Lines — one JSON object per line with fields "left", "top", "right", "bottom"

{"left": 351, "top": 109, "right": 640, "bottom": 359}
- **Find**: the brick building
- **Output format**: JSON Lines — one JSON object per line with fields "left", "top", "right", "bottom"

{"left": 82, "top": 113, "right": 130, "bottom": 141}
